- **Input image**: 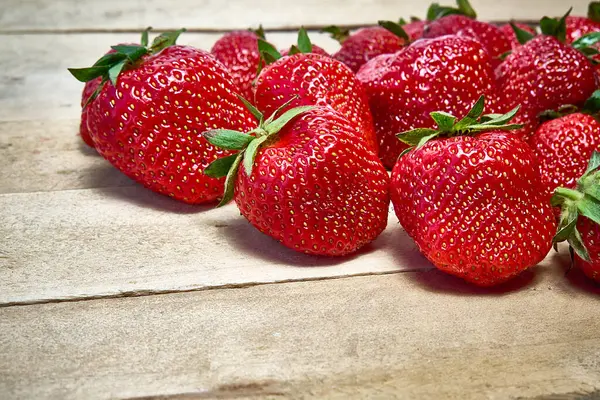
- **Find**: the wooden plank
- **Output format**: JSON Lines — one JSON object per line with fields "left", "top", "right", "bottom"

{"left": 0, "top": 0, "right": 589, "bottom": 32}
{"left": 1, "top": 265, "right": 599, "bottom": 399}
{"left": 0, "top": 32, "right": 338, "bottom": 122}
{"left": 0, "top": 186, "right": 430, "bottom": 305}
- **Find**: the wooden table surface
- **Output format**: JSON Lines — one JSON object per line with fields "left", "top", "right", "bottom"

{"left": 1, "top": 1, "right": 600, "bottom": 399}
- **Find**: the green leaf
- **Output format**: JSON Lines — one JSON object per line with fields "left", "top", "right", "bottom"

{"left": 585, "top": 180, "right": 600, "bottom": 202}
{"left": 589, "top": 1, "right": 600, "bottom": 23}
{"left": 456, "top": 0, "right": 477, "bottom": 18}
{"left": 568, "top": 227, "right": 591, "bottom": 262}
{"left": 378, "top": 20, "right": 409, "bottom": 41}
{"left": 398, "top": 18, "right": 407, "bottom": 25}
{"left": 540, "top": 8, "right": 571, "bottom": 42}
{"left": 236, "top": 95, "right": 263, "bottom": 122}
{"left": 288, "top": 45, "right": 302, "bottom": 55}
{"left": 265, "top": 106, "right": 315, "bottom": 135}
{"left": 426, "top": 3, "right": 441, "bottom": 20}
{"left": 251, "top": 24, "right": 266, "bottom": 40}
{"left": 204, "top": 154, "right": 239, "bottom": 178}
{"left": 476, "top": 105, "right": 520, "bottom": 126}
{"left": 150, "top": 28, "right": 186, "bottom": 52}
{"left": 553, "top": 210, "right": 578, "bottom": 243}
{"left": 297, "top": 27, "right": 313, "bottom": 53}
{"left": 321, "top": 25, "right": 350, "bottom": 43}
{"left": 397, "top": 128, "right": 438, "bottom": 146}
{"left": 111, "top": 44, "right": 148, "bottom": 61}
{"left": 83, "top": 77, "right": 107, "bottom": 107}
{"left": 258, "top": 39, "right": 282, "bottom": 64}
{"left": 264, "top": 95, "right": 299, "bottom": 125}
{"left": 93, "top": 52, "right": 127, "bottom": 67}
{"left": 204, "top": 129, "right": 255, "bottom": 150}
{"left": 572, "top": 32, "right": 600, "bottom": 50}
{"left": 498, "top": 50, "right": 512, "bottom": 60}
{"left": 467, "top": 123, "right": 523, "bottom": 131}
{"left": 217, "top": 151, "right": 243, "bottom": 207}
{"left": 243, "top": 135, "right": 269, "bottom": 176}
{"left": 453, "top": 96, "right": 485, "bottom": 131}
{"left": 577, "top": 194, "right": 600, "bottom": 225}
{"left": 584, "top": 151, "right": 600, "bottom": 175}
{"left": 68, "top": 66, "right": 108, "bottom": 82}
{"left": 108, "top": 59, "right": 127, "bottom": 86}
{"left": 416, "top": 132, "right": 441, "bottom": 149}
{"left": 510, "top": 22, "right": 535, "bottom": 45}
{"left": 140, "top": 27, "right": 152, "bottom": 47}
{"left": 430, "top": 111, "right": 456, "bottom": 132}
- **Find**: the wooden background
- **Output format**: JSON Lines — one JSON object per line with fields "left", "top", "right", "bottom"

{"left": 1, "top": 0, "right": 600, "bottom": 399}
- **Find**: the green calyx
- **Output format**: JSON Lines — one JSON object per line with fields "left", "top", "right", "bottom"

{"left": 203, "top": 96, "right": 315, "bottom": 207}
{"left": 551, "top": 151, "right": 600, "bottom": 262}
{"left": 321, "top": 25, "right": 351, "bottom": 44}
{"left": 426, "top": 0, "right": 477, "bottom": 21}
{"left": 397, "top": 96, "right": 522, "bottom": 156}
{"left": 378, "top": 20, "right": 410, "bottom": 41}
{"left": 589, "top": 2, "right": 600, "bottom": 23}
{"left": 510, "top": 22, "right": 537, "bottom": 46}
{"left": 249, "top": 24, "right": 266, "bottom": 40}
{"left": 68, "top": 27, "right": 186, "bottom": 105}
{"left": 258, "top": 26, "right": 315, "bottom": 68}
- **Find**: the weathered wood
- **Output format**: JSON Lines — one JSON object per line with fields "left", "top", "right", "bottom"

{"left": 0, "top": 186, "right": 431, "bottom": 305}
{"left": 0, "top": 32, "right": 338, "bottom": 122}
{"left": 1, "top": 264, "right": 599, "bottom": 400}
{"left": 0, "top": 0, "right": 589, "bottom": 32}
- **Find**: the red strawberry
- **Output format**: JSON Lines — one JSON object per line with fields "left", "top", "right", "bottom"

{"left": 211, "top": 30, "right": 263, "bottom": 101}
{"left": 402, "top": 20, "right": 426, "bottom": 40}
{"left": 530, "top": 109, "right": 600, "bottom": 197}
{"left": 552, "top": 151, "right": 600, "bottom": 283}
{"left": 391, "top": 98, "right": 556, "bottom": 286}
{"left": 254, "top": 52, "right": 378, "bottom": 152}
{"left": 357, "top": 35, "right": 499, "bottom": 169}
{"left": 203, "top": 106, "right": 390, "bottom": 256}
{"left": 423, "top": 15, "right": 511, "bottom": 67}
{"left": 323, "top": 24, "right": 408, "bottom": 73}
{"left": 500, "top": 23, "right": 536, "bottom": 49}
{"left": 566, "top": 1, "right": 600, "bottom": 43}
{"left": 69, "top": 30, "right": 257, "bottom": 204}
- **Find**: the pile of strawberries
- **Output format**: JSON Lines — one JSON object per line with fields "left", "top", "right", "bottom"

{"left": 70, "top": 0, "right": 600, "bottom": 287}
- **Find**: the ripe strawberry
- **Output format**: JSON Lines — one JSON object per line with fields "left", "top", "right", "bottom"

{"left": 530, "top": 103, "right": 600, "bottom": 197}
{"left": 254, "top": 52, "right": 378, "bottom": 152}
{"left": 500, "top": 23, "right": 536, "bottom": 49}
{"left": 552, "top": 151, "right": 600, "bottom": 283}
{"left": 565, "top": 1, "right": 600, "bottom": 43}
{"left": 496, "top": 11, "right": 599, "bottom": 140}
{"left": 211, "top": 29, "right": 264, "bottom": 101}
{"left": 322, "top": 24, "right": 408, "bottom": 73}
{"left": 391, "top": 98, "right": 556, "bottom": 286}
{"left": 357, "top": 35, "right": 498, "bottom": 169}
{"left": 203, "top": 105, "right": 390, "bottom": 256}
{"left": 69, "top": 30, "right": 257, "bottom": 204}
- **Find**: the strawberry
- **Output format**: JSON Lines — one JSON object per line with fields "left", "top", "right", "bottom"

{"left": 322, "top": 24, "right": 408, "bottom": 73}
{"left": 565, "top": 2, "right": 600, "bottom": 43}
{"left": 500, "top": 23, "right": 536, "bottom": 49}
{"left": 203, "top": 105, "right": 390, "bottom": 256}
{"left": 530, "top": 93, "right": 600, "bottom": 197}
{"left": 356, "top": 35, "right": 498, "bottom": 169}
{"left": 210, "top": 29, "right": 264, "bottom": 102}
{"left": 69, "top": 30, "right": 257, "bottom": 204}
{"left": 552, "top": 151, "right": 600, "bottom": 283}
{"left": 254, "top": 52, "right": 378, "bottom": 152}
{"left": 496, "top": 11, "right": 600, "bottom": 140}
{"left": 401, "top": 19, "right": 426, "bottom": 40}
{"left": 391, "top": 98, "right": 556, "bottom": 286}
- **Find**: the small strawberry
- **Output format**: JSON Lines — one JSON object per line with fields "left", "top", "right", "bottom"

{"left": 500, "top": 23, "right": 536, "bottom": 49}
{"left": 322, "top": 23, "right": 409, "bottom": 73}
{"left": 530, "top": 91, "right": 600, "bottom": 197}
{"left": 391, "top": 97, "right": 556, "bottom": 286}
{"left": 552, "top": 151, "right": 600, "bottom": 283}
{"left": 203, "top": 104, "right": 390, "bottom": 256}
{"left": 211, "top": 27, "right": 265, "bottom": 101}
{"left": 496, "top": 10, "right": 600, "bottom": 140}
{"left": 254, "top": 50, "right": 378, "bottom": 152}
{"left": 357, "top": 35, "right": 499, "bottom": 169}
{"left": 566, "top": 2, "right": 600, "bottom": 43}
{"left": 69, "top": 30, "right": 257, "bottom": 204}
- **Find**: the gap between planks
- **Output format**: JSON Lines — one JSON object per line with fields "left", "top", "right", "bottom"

{"left": 0, "top": 268, "right": 429, "bottom": 309}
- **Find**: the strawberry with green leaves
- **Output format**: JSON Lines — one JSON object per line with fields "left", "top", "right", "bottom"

{"left": 357, "top": 35, "right": 499, "bottom": 169}
{"left": 69, "top": 30, "right": 257, "bottom": 204}
{"left": 254, "top": 39, "right": 378, "bottom": 152}
{"left": 391, "top": 97, "right": 556, "bottom": 286}
{"left": 552, "top": 151, "right": 600, "bottom": 283}
{"left": 203, "top": 104, "right": 390, "bottom": 256}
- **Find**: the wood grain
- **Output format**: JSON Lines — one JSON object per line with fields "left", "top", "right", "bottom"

{"left": 0, "top": 0, "right": 589, "bottom": 32}
{"left": 1, "top": 264, "right": 599, "bottom": 399}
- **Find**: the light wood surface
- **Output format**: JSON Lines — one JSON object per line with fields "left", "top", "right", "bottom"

{"left": 1, "top": 0, "right": 600, "bottom": 399}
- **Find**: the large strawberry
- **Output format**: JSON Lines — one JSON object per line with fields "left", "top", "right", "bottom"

{"left": 497, "top": 11, "right": 600, "bottom": 140}
{"left": 530, "top": 91, "right": 600, "bottom": 197}
{"left": 69, "top": 30, "right": 256, "bottom": 204}
{"left": 210, "top": 28, "right": 265, "bottom": 101}
{"left": 552, "top": 151, "right": 600, "bottom": 283}
{"left": 254, "top": 51, "right": 378, "bottom": 152}
{"left": 357, "top": 35, "right": 498, "bottom": 169}
{"left": 391, "top": 98, "right": 556, "bottom": 286}
{"left": 203, "top": 105, "right": 390, "bottom": 256}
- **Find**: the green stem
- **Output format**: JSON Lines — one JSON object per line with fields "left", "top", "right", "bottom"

{"left": 555, "top": 187, "right": 584, "bottom": 202}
